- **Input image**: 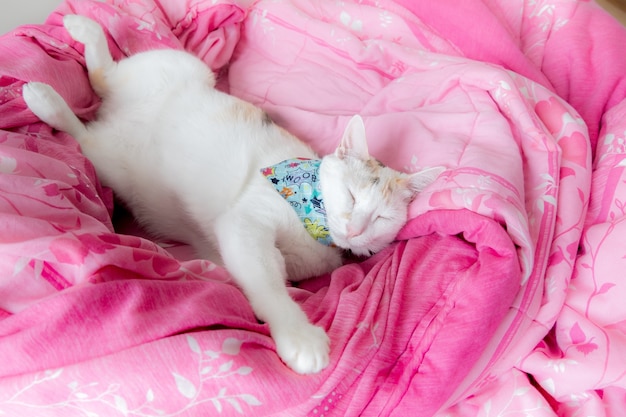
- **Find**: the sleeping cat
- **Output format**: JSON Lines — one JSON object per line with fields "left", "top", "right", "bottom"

{"left": 22, "top": 15, "right": 443, "bottom": 374}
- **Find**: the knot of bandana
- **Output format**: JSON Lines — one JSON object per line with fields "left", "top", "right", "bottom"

{"left": 261, "top": 158, "right": 333, "bottom": 246}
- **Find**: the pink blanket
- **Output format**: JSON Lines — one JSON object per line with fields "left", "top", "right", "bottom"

{"left": 0, "top": 0, "right": 624, "bottom": 415}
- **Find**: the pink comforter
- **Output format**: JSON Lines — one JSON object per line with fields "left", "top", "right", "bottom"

{"left": 0, "top": 0, "right": 624, "bottom": 415}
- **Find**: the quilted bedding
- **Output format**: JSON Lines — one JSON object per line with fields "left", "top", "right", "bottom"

{"left": 0, "top": 0, "right": 625, "bottom": 415}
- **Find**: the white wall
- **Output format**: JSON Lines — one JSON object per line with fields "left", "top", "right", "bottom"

{"left": 0, "top": 0, "right": 62, "bottom": 35}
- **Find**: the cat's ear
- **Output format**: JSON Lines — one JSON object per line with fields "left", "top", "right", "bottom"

{"left": 406, "top": 166, "right": 446, "bottom": 194}
{"left": 336, "top": 115, "right": 369, "bottom": 160}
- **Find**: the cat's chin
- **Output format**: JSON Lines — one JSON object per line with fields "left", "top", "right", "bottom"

{"left": 333, "top": 236, "right": 389, "bottom": 257}
{"left": 348, "top": 247, "right": 376, "bottom": 257}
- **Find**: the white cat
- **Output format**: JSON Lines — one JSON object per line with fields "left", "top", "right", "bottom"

{"left": 23, "top": 15, "right": 443, "bottom": 374}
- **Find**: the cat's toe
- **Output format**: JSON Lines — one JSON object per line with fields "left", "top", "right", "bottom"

{"left": 274, "top": 323, "right": 330, "bottom": 374}
{"left": 63, "top": 15, "right": 104, "bottom": 44}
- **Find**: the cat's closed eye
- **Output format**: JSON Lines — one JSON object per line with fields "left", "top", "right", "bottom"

{"left": 347, "top": 188, "right": 356, "bottom": 205}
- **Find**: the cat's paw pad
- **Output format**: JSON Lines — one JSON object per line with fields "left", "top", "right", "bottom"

{"left": 273, "top": 323, "right": 330, "bottom": 374}
{"left": 22, "top": 82, "right": 64, "bottom": 121}
{"left": 63, "top": 15, "right": 104, "bottom": 45}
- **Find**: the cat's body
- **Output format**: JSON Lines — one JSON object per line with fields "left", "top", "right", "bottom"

{"left": 23, "top": 15, "right": 442, "bottom": 374}
{"left": 75, "top": 47, "right": 322, "bottom": 264}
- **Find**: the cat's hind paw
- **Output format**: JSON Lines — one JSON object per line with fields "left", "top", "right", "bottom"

{"left": 23, "top": 82, "right": 86, "bottom": 138}
{"left": 23, "top": 82, "right": 67, "bottom": 125}
{"left": 273, "top": 323, "right": 330, "bottom": 374}
{"left": 63, "top": 14, "right": 105, "bottom": 46}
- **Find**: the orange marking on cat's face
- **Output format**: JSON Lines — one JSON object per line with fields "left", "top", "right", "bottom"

{"left": 365, "top": 158, "right": 385, "bottom": 172}
{"left": 362, "top": 158, "right": 397, "bottom": 199}
{"left": 382, "top": 183, "right": 391, "bottom": 200}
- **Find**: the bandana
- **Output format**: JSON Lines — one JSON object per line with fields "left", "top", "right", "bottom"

{"left": 261, "top": 158, "right": 334, "bottom": 246}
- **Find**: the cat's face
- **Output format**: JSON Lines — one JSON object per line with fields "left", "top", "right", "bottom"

{"left": 320, "top": 116, "right": 443, "bottom": 256}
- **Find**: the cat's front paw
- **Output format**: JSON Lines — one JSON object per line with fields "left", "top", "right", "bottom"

{"left": 273, "top": 323, "right": 330, "bottom": 374}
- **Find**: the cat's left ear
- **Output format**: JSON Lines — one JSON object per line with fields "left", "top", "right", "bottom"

{"left": 336, "top": 115, "right": 369, "bottom": 160}
{"left": 406, "top": 166, "right": 446, "bottom": 194}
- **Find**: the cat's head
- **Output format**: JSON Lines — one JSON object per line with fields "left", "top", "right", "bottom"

{"left": 320, "top": 115, "right": 443, "bottom": 256}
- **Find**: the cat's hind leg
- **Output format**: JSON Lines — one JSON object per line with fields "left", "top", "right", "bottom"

{"left": 23, "top": 82, "right": 89, "bottom": 139}
{"left": 63, "top": 15, "right": 116, "bottom": 97}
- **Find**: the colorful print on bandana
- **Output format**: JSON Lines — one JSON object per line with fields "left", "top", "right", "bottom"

{"left": 261, "top": 158, "right": 333, "bottom": 246}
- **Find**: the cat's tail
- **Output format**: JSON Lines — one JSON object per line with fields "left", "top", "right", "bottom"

{"left": 23, "top": 82, "right": 89, "bottom": 140}
{"left": 63, "top": 15, "right": 116, "bottom": 98}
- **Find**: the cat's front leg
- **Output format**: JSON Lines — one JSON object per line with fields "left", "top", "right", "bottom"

{"left": 214, "top": 213, "right": 330, "bottom": 374}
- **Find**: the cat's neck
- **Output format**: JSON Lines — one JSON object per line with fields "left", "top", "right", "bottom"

{"left": 261, "top": 158, "right": 333, "bottom": 246}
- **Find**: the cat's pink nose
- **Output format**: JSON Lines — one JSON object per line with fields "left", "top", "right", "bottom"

{"left": 346, "top": 224, "right": 365, "bottom": 239}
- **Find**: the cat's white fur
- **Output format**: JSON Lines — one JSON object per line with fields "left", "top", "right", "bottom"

{"left": 23, "top": 15, "right": 443, "bottom": 374}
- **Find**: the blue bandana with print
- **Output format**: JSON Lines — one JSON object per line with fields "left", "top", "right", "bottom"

{"left": 261, "top": 158, "right": 333, "bottom": 246}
